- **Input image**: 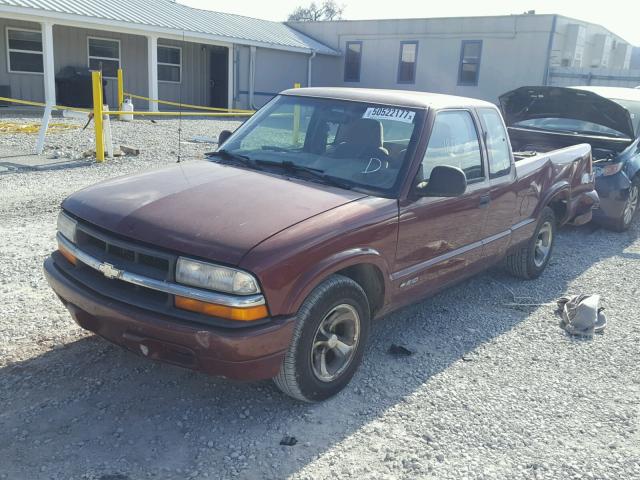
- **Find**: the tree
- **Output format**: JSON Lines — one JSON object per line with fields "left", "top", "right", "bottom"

{"left": 288, "top": 1, "right": 344, "bottom": 22}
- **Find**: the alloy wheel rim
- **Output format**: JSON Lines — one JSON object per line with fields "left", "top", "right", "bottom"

{"left": 310, "top": 304, "right": 360, "bottom": 383}
{"left": 534, "top": 222, "right": 553, "bottom": 267}
{"left": 623, "top": 185, "right": 639, "bottom": 226}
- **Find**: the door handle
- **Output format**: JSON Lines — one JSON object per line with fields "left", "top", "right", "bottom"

{"left": 479, "top": 194, "right": 491, "bottom": 208}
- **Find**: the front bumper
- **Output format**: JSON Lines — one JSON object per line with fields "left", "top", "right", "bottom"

{"left": 44, "top": 257, "right": 295, "bottom": 380}
{"left": 592, "top": 172, "right": 632, "bottom": 225}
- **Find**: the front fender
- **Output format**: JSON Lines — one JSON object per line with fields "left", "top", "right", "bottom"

{"left": 282, "top": 248, "right": 392, "bottom": 316}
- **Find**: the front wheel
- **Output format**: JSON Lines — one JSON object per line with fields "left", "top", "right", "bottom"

{"left": 611, "top": 177, "right": 639, "bottom": 232}
{"left": 273, "top": 275, "right": 370, "bottom": 402}
{"left": 504, "top": 207, "right": 556, "bottom": 280}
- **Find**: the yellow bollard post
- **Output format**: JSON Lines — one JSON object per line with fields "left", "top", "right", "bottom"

{"left": 117, "top": 68, "right": 124, "bottom": 115}
{"left": 92, "top": 70, "right": 105, "bottom": 162}
{"left": 292, "top": 82, "right": 301, "bottom": 145}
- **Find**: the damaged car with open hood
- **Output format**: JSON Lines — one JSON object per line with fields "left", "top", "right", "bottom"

{"left": 500, "top": 86, "right": 640, "bottom": 231}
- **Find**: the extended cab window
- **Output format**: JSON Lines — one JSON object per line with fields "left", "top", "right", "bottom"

{"left": 478, "top": 108, "right": 512, "bottom": 178}
{"left": 420, "top": 110, "right": 483, "bottom": 182}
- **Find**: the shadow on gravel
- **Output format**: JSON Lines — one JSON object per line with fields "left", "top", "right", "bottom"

{"left": 0, "top": 223, "right": 637, "bottom": 479}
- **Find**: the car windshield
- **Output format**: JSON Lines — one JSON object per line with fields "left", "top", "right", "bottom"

{"left": 216, "top": 95, "right": 424, "bottom": 196}
{"left": 513, "top": 118, "right": 628, "bottom": 138}
{"left": 609, "top": 99, "right": 640, "bottom": 137}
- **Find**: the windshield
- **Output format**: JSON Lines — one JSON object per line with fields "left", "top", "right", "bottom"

{"left": 609, "top": 99, "right": 640, "bottom": 136}
{"left": 217, "top": 95, "right": 424, "bottom": 196}
{"left": 512, "top": 118, "right": 628, "bottom": 138}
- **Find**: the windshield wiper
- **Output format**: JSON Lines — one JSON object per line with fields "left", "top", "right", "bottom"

{"left": 207, "top": 149, "right": 257, "bottom": 168}
{"left": 255, "top": 159, "right": 352, "bottom": 190}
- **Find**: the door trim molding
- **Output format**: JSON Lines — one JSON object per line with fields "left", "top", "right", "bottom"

{"left": 391, "top": 219, "right": 534, "bottom": 282}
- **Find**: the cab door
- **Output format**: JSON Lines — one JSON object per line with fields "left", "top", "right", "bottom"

{"left": 394, "top": 109, "right": 490, "bottom": 304}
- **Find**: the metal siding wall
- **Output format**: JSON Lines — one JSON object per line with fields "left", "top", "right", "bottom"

{"left": 293, "top": 16, "right": 556, "bottom": 103}
{"left": 253, "top": 48, "right": 307, "bottom": 107}
{"left": 157, "top": 38, "right": 209, "bottom": 109}
{"left": 310, "top": 54, "right": 341, "bottom": 86}
{"left": 52, "top": 25, "right": 147, "bottom": 109}
{"left": 0, "top": 18, "right": 45, "bottom": 102}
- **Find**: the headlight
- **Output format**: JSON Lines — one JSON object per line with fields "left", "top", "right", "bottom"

{"left": 57, "top": 211, "right": 77, "bottom": 243}
{"left": 596, "top": 162, "right": 623, "bottom": 177}
{"left": 176, "top": 257, "right": 260, "bottom": 295}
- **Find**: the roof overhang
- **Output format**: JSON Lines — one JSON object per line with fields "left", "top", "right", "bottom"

{"left": 0, "top": 5, "right": 339, "bottom": 55}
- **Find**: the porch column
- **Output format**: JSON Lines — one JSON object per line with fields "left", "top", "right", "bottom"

{"left": 36, "top": 21, "right": 55, "bottom": 154}
{"left": 147, "top": 35, "right": 158, "bottom": 112}
{"left": 249, "top": 46, "right": 256, "bottom": 108}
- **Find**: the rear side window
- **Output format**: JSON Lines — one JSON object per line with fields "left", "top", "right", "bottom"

{"left": 478, "top": 108, "right": 512, "bottom": 178}
{"left": 421, "top": 110, "right": 483, "bottom": 182}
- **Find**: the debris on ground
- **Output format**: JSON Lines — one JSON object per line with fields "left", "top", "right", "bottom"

{"left": 388, "top": 344, "right": 413, "bottom": 356}
{"left": 557, "top": 294, "right": 607, "bottom": 336}
{"left": 120, "top": 145, "right": 140, "bottom": 156}
{"left": 188, "top": 135, "right": 218, "bottom": 144}
{"left": 0, "top": 121, "right": 79, "bottom": 135}
{"left": 280, "top": 436, "right": 298, "bottom": 446}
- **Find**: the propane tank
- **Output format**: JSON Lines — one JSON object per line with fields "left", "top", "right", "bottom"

{"left": 120, "top": 97, "right": 134, "bottom": 122}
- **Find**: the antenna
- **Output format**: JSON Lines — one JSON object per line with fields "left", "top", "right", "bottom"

{"left": 177, "top": 30, "right": 184, "bottom": 163}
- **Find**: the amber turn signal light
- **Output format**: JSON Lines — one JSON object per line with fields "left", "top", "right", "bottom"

{"left": 58, "top": 242, "right": 77, "bottom": 265}
{"left": 174, "top": 296, "right": 268, "bottom": 321}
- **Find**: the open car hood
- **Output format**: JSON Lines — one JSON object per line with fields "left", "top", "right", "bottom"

{"left": 499, "top": 86, "right": 636, "bottom": 140}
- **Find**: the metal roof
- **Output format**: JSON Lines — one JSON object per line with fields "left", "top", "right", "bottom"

{"left": 0, "top": 0, "right": 338, "bottom": 55}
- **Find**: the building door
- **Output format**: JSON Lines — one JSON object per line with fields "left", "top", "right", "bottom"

{"left": 209, "top": 47, "right": 228, "bottom": 109}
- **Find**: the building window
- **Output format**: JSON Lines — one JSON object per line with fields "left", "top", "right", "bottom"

{"left": 397, "top": 41, "right": 418, "bottom": 84}
{"left": 344, "top": 41, "right": 362, "bottom": 82}
{"left": 6, "top": 28, "right": 43, "bottom": 74}
{"left": 88, "top": 37, "right": 120, "bottom": 78}
{"left": 458, "top": 40, "right": 482, "bottom": 86}
{"left": 158, "top": 45, "right": 181, "bottom": 83}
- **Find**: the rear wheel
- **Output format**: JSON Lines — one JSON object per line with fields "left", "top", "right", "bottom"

{"left": 273, "top": 275, "right": 370, "bottom": 402}
{"left": 504, "top": 207, "right": 556, "bottom": 279}
{"left": 611, "top": 177, "right": 639, "bottom": 232}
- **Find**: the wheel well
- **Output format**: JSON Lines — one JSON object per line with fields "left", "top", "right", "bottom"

{"left": 548, "top": 191, "right": 569, "bottom": 224}
{"left": 337, "top": 263, "right": 385, "bottom": 317}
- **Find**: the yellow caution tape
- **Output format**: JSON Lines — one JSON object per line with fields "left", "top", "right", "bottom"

{"left": 0, "top": 96, "right": 90, "bottom": 113}
{"left": 124, "top": 92, "right": 255, "bottom": 113}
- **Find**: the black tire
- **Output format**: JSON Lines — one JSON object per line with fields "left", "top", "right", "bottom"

{"left": 504, "top": 207, "right": 556, "bottom": 280}
{"left": 610, "top": 176, "right": 639, "bottom": 232}
{"left": 273, "top": 274, "right": 370, "bottom": 402}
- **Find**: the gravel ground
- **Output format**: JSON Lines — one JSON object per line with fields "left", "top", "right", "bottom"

{"left": 1, "top": 116, "right": 639, "bottom": 479}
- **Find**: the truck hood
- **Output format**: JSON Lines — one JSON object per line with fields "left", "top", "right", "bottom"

{"left": 63, "top": 161, "right": 367, "bottom": 265}
{"left": 499, "top": 86, "right": 636, "bottom": 141}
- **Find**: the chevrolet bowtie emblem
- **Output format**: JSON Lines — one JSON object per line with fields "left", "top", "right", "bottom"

{"left": 98, "top": 262, "right": 122, "bottom": 280}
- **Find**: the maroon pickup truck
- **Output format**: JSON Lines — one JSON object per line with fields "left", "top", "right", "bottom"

{"left": 45, "top": 88, "right": 598, "bottom": 402}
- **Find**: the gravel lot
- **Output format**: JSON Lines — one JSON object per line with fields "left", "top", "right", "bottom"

{"left": 1, "top": 116, "right": 639, "bottom": 480}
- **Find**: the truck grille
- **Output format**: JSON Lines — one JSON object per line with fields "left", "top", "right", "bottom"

{"left": 62, "top": 221, "right": 176, "bottom": 309}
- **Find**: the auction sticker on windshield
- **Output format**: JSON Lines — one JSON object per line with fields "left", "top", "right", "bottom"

{"left": 363, "top": 107, "right": 415, "bottom": 124}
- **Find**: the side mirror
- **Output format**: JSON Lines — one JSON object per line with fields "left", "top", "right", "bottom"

{"left": 217, "top": 129, "right": 233, "bottom": 146}
{"left": 414, "top": 165, "right": 467, "bottom": 197}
